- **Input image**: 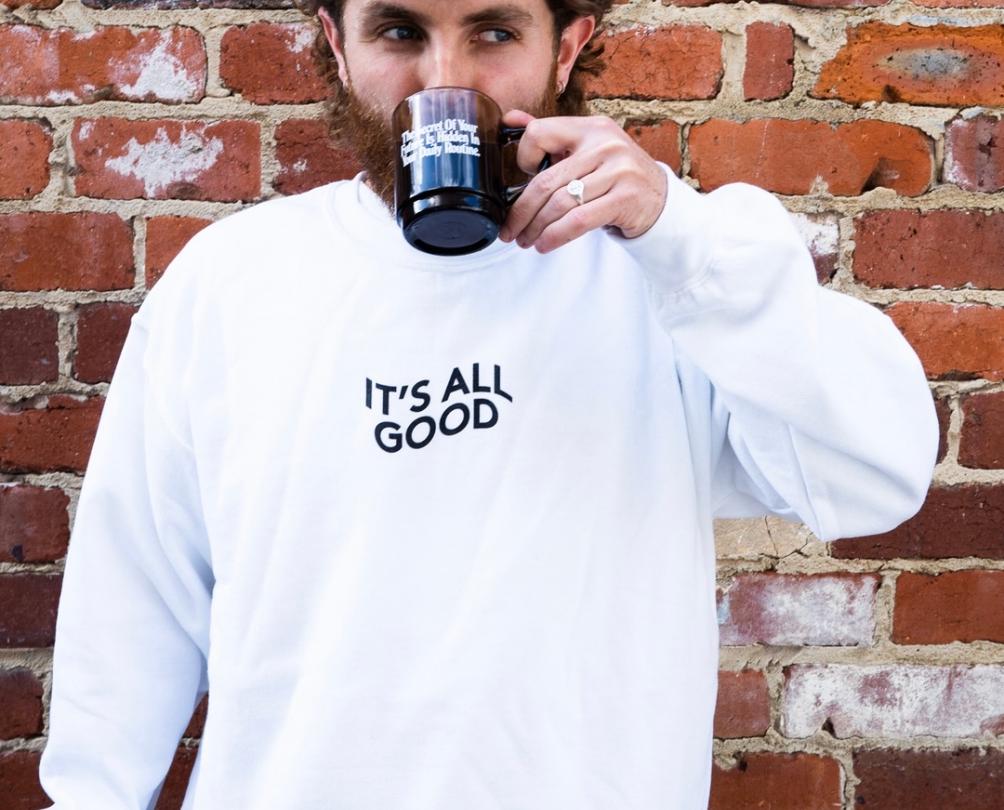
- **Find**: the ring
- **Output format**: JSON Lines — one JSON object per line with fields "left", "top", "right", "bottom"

{"left": 566, "top": 178, "right": 585, "bottom": 206}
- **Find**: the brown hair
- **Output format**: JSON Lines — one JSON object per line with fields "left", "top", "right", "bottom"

{"left": 293, "top": 0, "right": 615, "bottom": 145}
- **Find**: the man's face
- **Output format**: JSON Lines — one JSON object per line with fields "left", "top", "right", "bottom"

{"left": 319, "top": 0, "right": 592, "bottom": 210}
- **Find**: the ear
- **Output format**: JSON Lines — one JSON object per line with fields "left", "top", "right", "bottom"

{"left": 318, "top": 6, "right": 350, "bottom": 86}
{"left": 555, "top": 15, "right": 596, "bottom": 90}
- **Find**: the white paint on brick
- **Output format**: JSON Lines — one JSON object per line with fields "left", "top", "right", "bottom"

{"left": 719, "top": 574, "right": 877, "bottom": 646}
{"left": 110, "top": 35, "right": 200, "bottom": 102}
{"left": 290, "top": 24, "right": 316, "bottom": 54}
{"left": 783, "top": 664, "right": 1004, "bottom": 738}
{"left": 78, "top": 121, "right": 94, "bottom": 140}
{"left": 105, "top": 128, "right": 223, "bottom": 196}
{"left": 292, "top": 158, "right": 309, "bottom": 173}
{"left": 791, "top": 213, "right": 838, "bottom": 260}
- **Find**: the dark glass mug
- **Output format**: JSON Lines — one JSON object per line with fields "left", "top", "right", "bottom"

{"left": 393, "top": 86, "right": 551, "bottom": 256}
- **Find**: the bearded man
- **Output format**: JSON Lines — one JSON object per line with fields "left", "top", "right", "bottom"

{"left": 38, "top": 2, "right": 938, "bottom": 808}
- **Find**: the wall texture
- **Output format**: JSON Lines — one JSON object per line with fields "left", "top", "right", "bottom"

{"left": 1, "top": 0, "right": 1003, "bottom": 807}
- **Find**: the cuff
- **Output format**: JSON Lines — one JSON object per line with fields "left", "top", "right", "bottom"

{"left": 606, "top": 162, "right": 715, "bottom": 294}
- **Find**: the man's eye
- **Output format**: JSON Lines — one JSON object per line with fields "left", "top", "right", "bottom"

{"left": 476, "top": 29, "right": 515, "bottom": 44}
{"left": 380, "top": 25, "right": 420, "bottom": 41}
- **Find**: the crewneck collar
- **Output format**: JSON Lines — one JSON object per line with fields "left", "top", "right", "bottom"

{"left": 327, "top": 171, "right": 522, "bottom": 271}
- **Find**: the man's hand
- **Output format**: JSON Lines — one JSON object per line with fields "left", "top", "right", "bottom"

{"left": 498, "top": 110, "right": 669, "bottom": 254}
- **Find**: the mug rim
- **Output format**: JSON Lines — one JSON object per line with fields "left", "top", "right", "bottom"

{"left": 394, "top": 85, "right": 501, "bottom": 118}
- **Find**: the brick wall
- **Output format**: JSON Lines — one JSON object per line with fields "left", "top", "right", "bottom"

{"left": 1, "top": 0, "right": 1002, "bottom": 807}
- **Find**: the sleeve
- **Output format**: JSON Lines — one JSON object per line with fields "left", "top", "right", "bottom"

{"left": 613, "top": 163, "right": 939, "bottom": 542}
{"left": 38, "top": 269, "right": 213, "bottom": 808}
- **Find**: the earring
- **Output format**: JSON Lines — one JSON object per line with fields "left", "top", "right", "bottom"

{"left": 556, "top": 79, "right": 565, "bottom": 95}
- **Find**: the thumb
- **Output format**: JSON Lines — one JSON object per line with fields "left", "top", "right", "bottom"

{"left": 502, "top": 109, "right": 535, "bottom": 128}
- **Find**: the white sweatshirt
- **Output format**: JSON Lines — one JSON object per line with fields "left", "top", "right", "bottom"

{"left": 39, "top": 165, "right": 938, "bottom": 810}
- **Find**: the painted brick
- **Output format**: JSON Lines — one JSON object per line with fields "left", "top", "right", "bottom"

{"left": 0, "top": 307, "right": 59, "bottom": 385}
{"left": 710, "top": 753, "right": 842, "bottom": 810}
{"left": 0, "top": 484, "right": 70, "bottom": 563}
{"left": 585, "top": 26, "right": 723, "bottom": 101}
{"left": 783, "top": 663, "right": 1004, "bottom": 738}
{"left": 885, "top": 301, "right": 1004, "bottom": 381}
{"left": 146, "top": 216, "right": 213, "bottom": 287}
{"left": 1, "top": 0, "right": 62, "bottom": 7}
{"left": 790, "top": 213, "right": 839, "bottom": 283}
{"left": 273, "top": 119, "right": 362, "bottom": 196}
{"left": 0, "top": 25, "right": 206, "bottom": 105}
{"left": 894, "top": 571, "right": 1004, "bottom": 644}
{"left": 624, "top": 119, "right": 682, "bottom": 175}
{"left": 689, "top": 118, "right": 932, "bottom": 196}
{"left": 82, "top": 0, "right": 290, "bottom": 6}
{"left": 0, "top": 120, "right": 51, "bottom": 199}
{"left": 945, "top": 115, "right": 1004, "bottom": 193}
{"left": 813, "top": 23, "right": 1004, "bottom": 106}
{"left": 853, "top": 209, "right": 1004, "bottom": 289}
{"left": 0, "top": 212, "right": 134, "bottom": 292}
{"left": 0, "top": 751, "right": 48, "bottom": 810}
{"left": 74, "top": 303, "right": 139, "bottom": 384}
{"left": 959, "top": 391, "right": 1004, "bottom": 468}
{"left": 718, "top": 573, "right": 878, "bottom": 646}
{"left": 73, "top": 118, "right": 261, "bottom": 202}
{"left": 0, "top": 574, "right": 61, "bottom": 647}
{"left": 220, "top": 22, "right": 327, "bottom": 103}
{"left": 743, "top": 22, "right": 795, "bottom": 101}
{"left": 714, "top": 669, "right": 770, "bottom": 738}
{"left": 831, "top": 483, "right": 1004, "bottom": 560}
{"left": 665, "top": 0, "right": 889, "bottom": 5}
{"left": 0, "top": 395, "right": 103, "bottom": 474}
{"left": 854, "top": 748, "right": 1004, "bottom": 809}
{"left": 0, "top": 668, "right": 43, "bottom": 739}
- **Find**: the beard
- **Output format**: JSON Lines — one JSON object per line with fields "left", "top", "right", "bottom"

{"left": 334, "top": 62, "right": 562, "bottom": 215}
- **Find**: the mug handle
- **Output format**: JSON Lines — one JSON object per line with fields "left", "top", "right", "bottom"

{"left": 500, "top": 125, "right": 552, "bottom": 206}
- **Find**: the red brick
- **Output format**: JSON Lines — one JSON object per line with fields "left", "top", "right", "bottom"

{"left": 0, "top": 307, "right": 59, "bottom": 384}
{"left": 710, "top": 753, "right": 842, "bottom": 810}
{"left": 853, "top": 209, "right": 1004, "bottom": 289}
{"left": 0, "top": 212, "right": 134, "bottom": 292}
{"left": 74, "top": 303, "right": 139, "bottom": 384}
{"left": 0, "top": 484, "right": 70, "bottom": 563}
{"left": 0, "top": 25, "right": 205, "bottom": 105}
{"left": 273, "top": 119, "right": 362, "bottom": 196}
{"left": 854, "top": 748, "right": 1004, "bottom": 809}
{"left": 0, "top": 668, "right": 43, "bottom": 739}
{"left": 689, "top": 118, "right": 932, "bottom": 195}
{"left": 0, "top": 751, "right": 48, "bottom": 810}
{"left": 624, "top": 119, "right": 682, "bottom": 175}
{"left": 894, "top": 570, "right": 1004, "bottom": 644}
{"left": 155, "top": 745, "right": 198, "bottom": 810}
{"left": 744, "top": 22, "right": 795, "bottom": 101}
{"left": 960, "top": 391, "right": 1004, "bottom": 468}
{"left": 945, "top": 115, "right": 1004, "bottom": 193}
{"left": 220, "top": 22, "right": 326, "bottom": 104}
{"left": 1, "top": 0, "right": 62, "bottom": 6}
{"left": 783, "top": 663, "right": 1004, "bottom": 737}
{"left": 0, "top": 395, "right": 103, "bottom": 474}
{"left": 146, "top": 216, "right": 213, "bottom": 287}
{"left": 831, "top": 484, "right": 1004, "bottom": 560}
{"left": 0, "top": 574, "right": 61, "bottom": 647}
{"left": 812, "top": 23, "right": 1004, "bottom": 106}
{"left": 0, "top": 120, "right": 51, "bottom": 199}
{"left": 665, "top": 0, "right": 889, "bottom": 5}
{"left": 935, "top": 395, "right": 950, "bottom": 464}
{"left": 585, "top": 26, "right": 723, "bottom": 101}
{"left": 886, "top": 301, "right": 1004, "bottom": 381}
{"left": 73, "top": 118, "right": 261, "bottom": 202}
{"left": 719, "top": 573, "right": 878, "bottom": 646}
{"left": 714, "top": 669, "right": 770, "bottom": 738}
{"left": 183, "top": 692, "right": 207, "bottom": 739}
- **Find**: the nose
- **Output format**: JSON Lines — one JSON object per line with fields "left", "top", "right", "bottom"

{"left": 422, "top": 39, "right": 474, "bottom": 89}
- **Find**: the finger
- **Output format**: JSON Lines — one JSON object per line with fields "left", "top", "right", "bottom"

{"left": 533, "top": 193, "right": 621, "bottom": 254}
{"left": 501, "top": 109, "right": 534, "bottom": 129}
{"left": 501, "top": 151, "right": 599, "bottom": 242}
{"left": 516, "top": 169, "right": 614, "bottom": 249}
{"left": 511, "top": 115, "right": 588, "bottom": 176}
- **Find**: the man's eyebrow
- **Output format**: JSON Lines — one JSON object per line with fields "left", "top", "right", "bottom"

{"left": 359, "top": 2, "right": 536, "bottom": 29}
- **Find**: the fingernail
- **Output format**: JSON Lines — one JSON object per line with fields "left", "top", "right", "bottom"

{"left": 499, "top": 227, "right": 510, "bottom": 242}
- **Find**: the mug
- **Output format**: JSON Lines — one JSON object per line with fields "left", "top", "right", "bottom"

{"left": 392, "top": 86, "right": 551, "bottom": 256}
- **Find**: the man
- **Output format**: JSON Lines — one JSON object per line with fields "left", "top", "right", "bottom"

{"left": 38, "top": 1, "right": 939, "bottom": 808}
